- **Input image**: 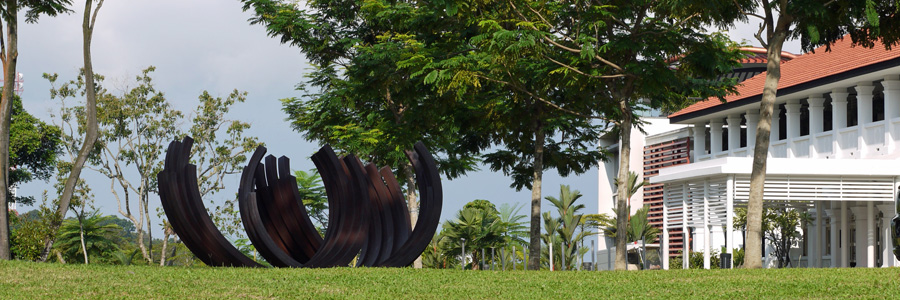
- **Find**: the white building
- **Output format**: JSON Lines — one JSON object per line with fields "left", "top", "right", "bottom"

{"left": 654, "top": 37, "right": 900, "bottom": 269}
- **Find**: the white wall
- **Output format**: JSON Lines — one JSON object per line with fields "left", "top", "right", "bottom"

{"left": 597, "top": 118, "right": 689, "bottom": 252}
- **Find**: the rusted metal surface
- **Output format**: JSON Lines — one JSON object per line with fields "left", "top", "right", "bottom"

{"left": 157, "top": 137, "right": 262, "bottom": 267}
{"left": 159, "top": 138, "right": 441, "bottom": 268}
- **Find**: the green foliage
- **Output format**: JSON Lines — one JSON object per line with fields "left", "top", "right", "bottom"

{"left": 764, "top": 208, "right": 811, "bottom": 268}
{"left": 9, "top": 95, "right": 62, "bottom": 205}
{"left": 243, "top": 0, "right": 485, "bottom": 185}
{"left": 601, "top": 205, "right": 660, "bottom": 245}
{"left": 541, "top": 185, "right": 592, "bottom": 270}
{"left": 734, "top": 205, "right": 811, "bottom": 268}
{"left": 55, "top": 211, "right": 121, "bottom": 264}
{"left": 463, "top": 200, "right": 499, "bottom": 219}
{"left": 731, "top": 247, "right": 745, "bottom": 268}
{"left": 10, "top": 203, "right": 58, "bottom": 261}
{"left": 438, "top": 201, "right": 507, "bottom": 269}
{"left": 295, "top": 169, "right": 328, "bottom": 232}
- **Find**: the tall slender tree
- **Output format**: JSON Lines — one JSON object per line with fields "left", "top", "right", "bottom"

{"left": 725, "top": 0, "right": 900, "bottom": 269}
{"left": 0, "top": 0, "right": 73, "bottom": 260}
{"left": 39, "top": 0, "right": 103, "bottom": 263}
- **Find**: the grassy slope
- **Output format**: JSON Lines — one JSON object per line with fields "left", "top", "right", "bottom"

{"left": 1, "top": 261, "right": 898, "bottom": 299}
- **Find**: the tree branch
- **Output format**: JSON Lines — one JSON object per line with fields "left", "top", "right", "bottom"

{"left": 474, "top": 74, "right": 609, "bottom": 121}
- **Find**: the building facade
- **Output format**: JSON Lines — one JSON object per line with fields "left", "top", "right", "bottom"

{"left": 654, "top": 37, "right": 900, "bottom": 269}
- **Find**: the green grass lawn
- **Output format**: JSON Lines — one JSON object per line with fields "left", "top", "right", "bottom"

{"left": 1, "top": 260, "right": 898, "bottom": 299}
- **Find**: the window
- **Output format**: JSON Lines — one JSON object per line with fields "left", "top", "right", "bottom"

{"left": 874, "top": 93, "right": 885, "bottom": 122}
{"left": 847, "top": 95, "right": 858, "bottom": 127}
{"left": 778, "top": 104, "right": 787, "bottom": 140}
{"left": 800, "top": 101, "right": 810, "bottom": 136}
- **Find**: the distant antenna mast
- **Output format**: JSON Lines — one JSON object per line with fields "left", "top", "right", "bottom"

{"left": 0, "top": 72, "right": 24, "bottom": 95}
{"left": 15, "top": 72, "right": 23, "bottom": 95}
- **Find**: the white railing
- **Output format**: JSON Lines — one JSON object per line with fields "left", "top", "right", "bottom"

{"left": 864, "top": 121, "right": 886, "bottom": 155}
{"left": 770, "top": 141, "right": 788, "bottom": 158}
{"left": 815, "top": 132, "right": 833, "bottom": 158}
{"left": 700, "top": 116, "right": 895, "bottom": 161}
{"left": 791, "top": 137, "right": 810, "bottom": 158}
{"left": 839, "top": 126, "right": 859, "bottom": 159}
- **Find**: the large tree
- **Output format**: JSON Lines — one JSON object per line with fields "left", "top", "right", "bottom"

{"left": 726, "top": 0, "right": 900, "bottom": 269}
{"left": 9, "top": 95, "right": 63, "bottom": 205}
{"left": 0, "top": 0, "right": 73, "bottom": 260}
{"left": 40, "top": 0, "right": 104, "bottom": 262}
{"left": 241, "top": 0, "right": 490, "bottom": 267}
{"left": 435, "top": 0, "right": 745, "bottom": 270}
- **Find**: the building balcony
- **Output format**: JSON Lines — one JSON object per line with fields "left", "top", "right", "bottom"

{"left": 696, "top": 117, "right": 900, "bottom": 161}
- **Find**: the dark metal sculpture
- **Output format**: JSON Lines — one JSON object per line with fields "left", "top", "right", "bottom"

{"left": 158, "top": 136, "right": 442, "bottom": 268}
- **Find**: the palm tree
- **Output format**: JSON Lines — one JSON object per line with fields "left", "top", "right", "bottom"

{"left": 498, "top": 202, "right": 527, "bottom": 269}
{"left": 55, "top": 211, "right": 121, "bottom": 264}
{"left": 439, "top": 206, "right": 506, "bottom": 269}
{"left": 543, "top": 185, "right": 593, "bottom": 270}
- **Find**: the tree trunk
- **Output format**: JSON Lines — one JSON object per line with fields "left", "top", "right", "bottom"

{"left": 144, "top": 193, "right": 153, "bottom": 263}
{"left": 136, "top": 228, "right": 151, "bottom": 264}
{"left": 0, "top": 1, "right": 18, "bottom": 260}
{"left": 40, "top": 0, "right": 103, "bottom": 262}
{"left": 614, "top": 105, "right": 633, "bottom": 270}
{"left": 159, "top": 228, "right": 170, "bottom": 267}
{"left": 400, "top": 166, "right": 422, "bottom": 268}
{"left": 527, "top": 117, "right": 544, "bottom": 270}
{"left": 744, "top": 29, "right": 788, "bottom": 269}
{"left": 79, "top": 214, "right": 88, "bottom": 264}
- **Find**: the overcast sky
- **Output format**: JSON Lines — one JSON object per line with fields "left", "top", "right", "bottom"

{"left": 13, "top": 1, "right": 802, "bottom": 239}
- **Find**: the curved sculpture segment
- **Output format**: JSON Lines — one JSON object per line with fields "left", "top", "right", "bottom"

{"left": 159, "top": 137, "right": 442, "bottom": 268}
{"left": 157, "top": 137, "right": 262, "bottom": 267}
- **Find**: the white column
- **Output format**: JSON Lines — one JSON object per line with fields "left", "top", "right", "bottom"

{"left": 662, "top": 187, "right": 670, "bottom": 270}
{"left": 850, "top": 206, "right": 868, "bottom": 267}
{"left": 827, "top": 209, "right": 839, "bottom": 268}
{"left": 703, "top": 180, "right": 711, "bottom": 269}
{"left": 809, "top": 95, "right": 826, "bottom": 158}
{"left": 807, "top": 208, "right": 817, "bottom": 267}
{"left": 867, "top": 201, "right": 876, "bottom": 268}
{"left": 857, "top": 83, "right": 875, "bottom": 124}
{"left": 746, "top": 110, "right": 759, "bottom": 155}
{"left": 693, "top": 122, "right": 707, "bottom": 160}
{"left": 726, "top": 175, "right": 734, "bottom": 268}
{"left": 809, "top": 95, "right": 826, "bottom": 134}
{"left": 832, "top": 89, "right": 850, "bottom": 129}
{"left": 833, "top": 90, "right": 850, "bottom": 159}
{"left": 682, "top": 184, "right": 690, "bottom": 270}
{"left": 878, "top": 204, "right": 894, "bottom": 267}
{"left": 710, "top": 119, "right": 723, "bottom": 155}
{"left": 814, "top": 202, "right": 824, "bottom": 267}
{"left": 785, "top": 99, "right": 801, "bottom": 158}
{"left": 841, "top": 201, "right": 850, "bottom": 267}
{"left": 727, "top": 114, "right": 742, "bottom": 151}
{"left": 882, "top": 77, "right": 900, "bottom": 153}
{"left": 858, "top": 84, "right": 876, "bottom": 157}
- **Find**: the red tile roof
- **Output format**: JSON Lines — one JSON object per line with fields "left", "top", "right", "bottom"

{"left": 669, "top": 37, "right": 900, "bottom": 119}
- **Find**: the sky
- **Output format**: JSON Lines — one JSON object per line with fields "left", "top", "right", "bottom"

{"left": 11, "top": 1, "right": 803, "bottom": 241}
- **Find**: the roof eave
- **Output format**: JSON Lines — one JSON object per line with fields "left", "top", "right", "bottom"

{"left": 669, "top": 56, "right": 900, "bottom": 124}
